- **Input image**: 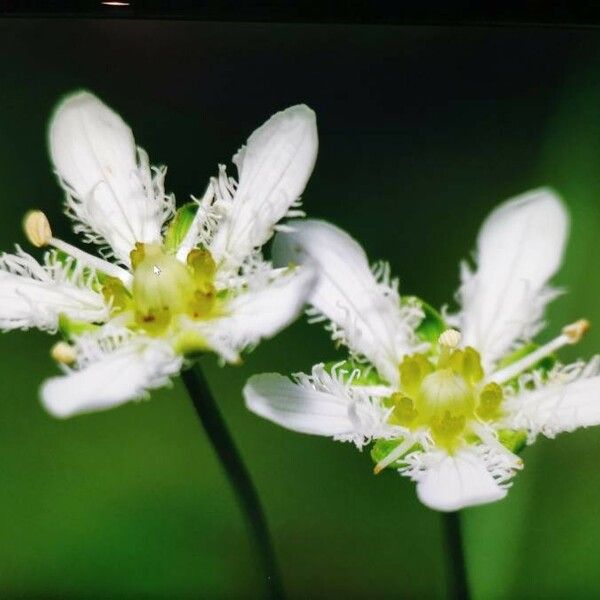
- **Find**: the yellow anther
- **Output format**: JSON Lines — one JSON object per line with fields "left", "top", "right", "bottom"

{"left": 188, "top": 289, "right": 217, "bottom": 320}
{"left": 447, "top": 349, "right": 464, "bottom": 372}
{"left": 50, "top": 341, "right": 77, "bottom": 365}
{"left": 477, "top": 382, "right": 504, "bottom": 421}
{"left": 130, "top": 242, "right": 146, "bottom": 270}
{"left": 399, "top": 354, "right": 433, "bottom": 396}
{"left": 431, "top": 411, "right": 466, "bottom": 450}
{"left": 135, "top": 307, "right": 171, "bottom": 336}
{"left": 442, "top": 346, "right": 483, "bottom": 383}
{"left": 187, "top": 248, "right": 216, "bottom": 287}
{"left": 439, "top": 328, "right": 461, "bottom": 348}
{"left": 23, "top": 210, "right": 52, "bottom": 247}
{"left": 102, "top": 276, "right": 131, "bottom": 313}
{"left": 400, "top": 358, "right": 421, "bottom": 393}
{"left": 387, "top": 393, "right": 418, "bottom": 426}
{"left": 563, "top": 319, "right": 590, "bottom": 344}
{"left": 462, "top": 347, "right": 484, "bottom": 383}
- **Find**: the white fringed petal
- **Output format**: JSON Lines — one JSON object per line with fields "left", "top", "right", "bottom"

{"left": 196, "top": 265, "right": 315, "bottom": 363}
{"left": 273, "top": 220, "right": 420, "bottom": 386}
{"left": 457, "top": 189, "right": 568, "bottom": 369}
{"left": 410, "top": 448, "right": 510, "bottom": 512}
{"left": 0, "top": 248, "right": 107, "bottom": 332}
{"left": 244, "top": 364, "right": 389, "bottom": 447}
{"left": 40, "top": 336, "right": 182, "bottom": 418}
{"left": 504, "top": 371, "right": 600, "bottom": 439}
{"left": 209, "top": 105, "right": 318, "bottom": 270}
{"left": 49, "top": 91, "right": 173, "bottom": 266}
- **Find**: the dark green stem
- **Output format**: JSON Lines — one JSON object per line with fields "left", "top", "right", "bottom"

{"left": 443, "top": 511, "right": 470, "bottom": 600}
{"left": 181, "top": 366, "right": 284, "bottom": 599}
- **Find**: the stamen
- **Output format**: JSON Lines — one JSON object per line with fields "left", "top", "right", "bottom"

{"left": 489, "top": 319, "right": 591, "bottom": 385}
{"left": 50, "top": 236, "right": 133, "bottom": 287}
{"left": 50, "top": 341, "right": 77, "bottom": 365}
{"left": 563, "top": 319, "right": 590, "bottom": 343}
{"left": 23, "top": 210, "right": 132, "bottom": 286}
{"left": 373, "top": 437, "right": 415, "bottom": 474}
{"left": 439, "top": 328, "right": 461, "bottom": 348}
{"left": 175, "top": 184, "right": 214, "bottom": 262}
{"left": 23, "top": 210, "right": 52, "bottom": 247}
{"left": 471, "top": 422, "right": 524, "bottom": 469}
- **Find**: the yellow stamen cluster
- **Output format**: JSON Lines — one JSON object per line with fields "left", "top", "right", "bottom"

{"left": 101, "top": 242, "right": 220, "bottom": 336}
{"left": 385, "top": 329, "right": 503, "bottom": 452}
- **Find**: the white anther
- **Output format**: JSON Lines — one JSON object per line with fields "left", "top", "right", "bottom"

{"left": 439, "top": 328, "right": 461, "bottom": 348}
{"left": 50, "top": 341, "right": 77, "bottom": 365}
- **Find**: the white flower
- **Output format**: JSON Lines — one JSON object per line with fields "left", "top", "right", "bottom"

{"left": 244, "top": 189, "right": 600, "bottom": 512}
{"left": 2, "top": 91, "right": 318, "bottom": 418}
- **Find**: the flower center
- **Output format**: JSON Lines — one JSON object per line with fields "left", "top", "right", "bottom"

{"left": 386, "top": 331, "right": 503, "bottom": 451}
{"left": 103, "top": 243, "right": 219, "bottom": 335}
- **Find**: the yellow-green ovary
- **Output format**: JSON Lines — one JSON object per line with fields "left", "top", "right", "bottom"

{"left": 103, "top": 243, "right": 219, "bottom": 335}
{"left": 387, "top": 347, "right": 503, "bottom": 451}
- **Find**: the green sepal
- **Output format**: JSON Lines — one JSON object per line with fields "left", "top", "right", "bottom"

{"left": 403, "top": 296, "right": 447, "bottom": 344}
{"left": 497, "top": 342, "right": 557, "bottom": 378}
{"left": 323, "top": 359, "right": 386, "bottom": 386}
{"left": 163, "top": 202, "right": 199, "bottom": 253}
{"left": 497, "top": 429, "right": 528, "bottom": 454}
{"left": 172, "top": 329, "right": 210, "bottom": 357}
{"left": 58, "top": 314, "right": 100, "bottom": 338}
{"left": 370, "top": 438, "right": 421, "bottom": 471}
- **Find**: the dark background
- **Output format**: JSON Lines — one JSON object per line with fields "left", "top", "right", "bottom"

{"left": 1, "top": 18, "right": 600, "bottom": 598}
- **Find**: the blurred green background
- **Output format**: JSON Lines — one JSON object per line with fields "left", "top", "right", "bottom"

{"left": 1, "top": 18, "right": 600, "bottom": 599}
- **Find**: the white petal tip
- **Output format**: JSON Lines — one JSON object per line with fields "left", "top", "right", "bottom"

{"left": 458, "top": 185, "right": 570, "bottom": 365}
{"left": 504, "top": 187, "right": 568, "bottom": 223}
{"left": 414, "top": 451, "right": 510, "bottom": 512}
{"left": 40, "top": 378, "right": 77, "bottom": 419}
{"left": 417, "top": 486, "right": 508, "bottom": 513}
{"left": 282, "top": 103, "right": 316, "bottom": 122}
{"left": 53, "top": 90, "right": 101, "bottom": 114}
{"left": 243, "top": 374, "right": 279, "bottom": 413}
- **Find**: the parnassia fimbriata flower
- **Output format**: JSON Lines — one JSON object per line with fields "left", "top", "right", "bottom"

{"left": 244, "top": 189, "right": 600, "bottom": 511}
{"left": 1, "top": 91, "right": 317, "bottom": 418}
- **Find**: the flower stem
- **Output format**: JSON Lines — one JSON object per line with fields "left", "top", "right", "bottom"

{"left": 181, "top": 366, "right": 284, "bottom": 599}
{"left": 442, "top": 511, "right": 470, "bottom": 600}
